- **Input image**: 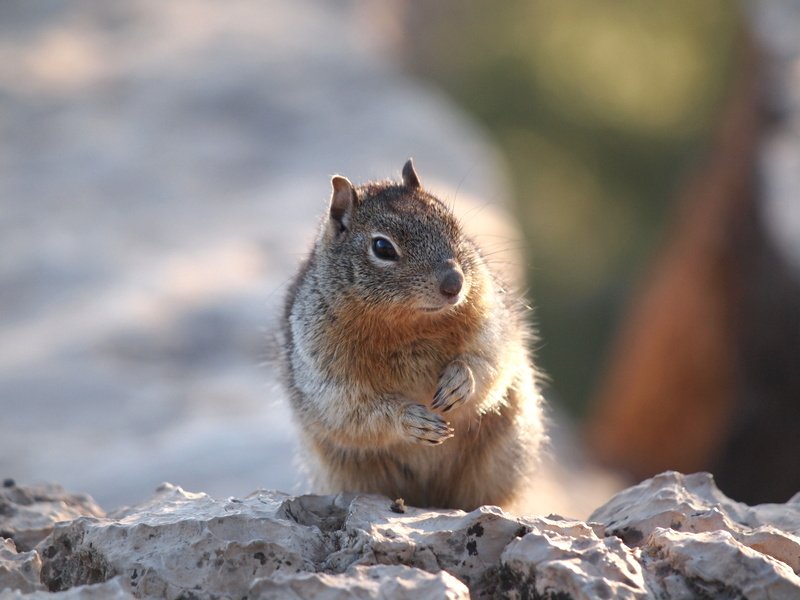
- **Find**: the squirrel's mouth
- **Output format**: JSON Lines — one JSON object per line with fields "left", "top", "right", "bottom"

{"left": 419, "top": 306, "right": 446, "bottom": 313}
{"left": 418, "top": 302, "right": 459, "bottom": 314}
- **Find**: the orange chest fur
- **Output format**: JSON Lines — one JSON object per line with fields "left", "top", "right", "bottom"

{"left": 313, "top": 301, "right": 479, "bottom": 396}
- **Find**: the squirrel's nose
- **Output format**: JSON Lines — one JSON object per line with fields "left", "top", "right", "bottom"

{"left": 439, "top": 264, "right": 464, "bottom": 302}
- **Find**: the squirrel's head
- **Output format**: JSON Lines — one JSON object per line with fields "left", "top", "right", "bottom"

{"left": 319, "top": 159, "right": 478, "bottom": 316}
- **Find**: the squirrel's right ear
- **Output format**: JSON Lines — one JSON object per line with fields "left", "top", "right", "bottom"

{"left": 402, "top": 158, "right": 421, "bottom": 189}
{"left": 329, "top": 175, "right": 357, "bottom": 232}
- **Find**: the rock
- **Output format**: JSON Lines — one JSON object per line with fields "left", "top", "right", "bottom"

{"left": 642, "top": 528, "right": 800, "bottom": 600}
{"left": 0, "top": 578, "right": 132, "bottom": 599}
{"left": 248, "top": 565, "right": 469, "bottom": 600}
{"left": 0, "top": 473, "right": 796, "bottom": 598}
{"left": 37, "top": 484, "right": 524, "bottom": 598}
{"left": 590, "top": 471, "right": 800, "bottom": 573}
{"left": 329, "top": 494, "right": 537, "bottom": 589}
{"left": 0, "top": 483, "right": 105, "bottom": 552}
{"left": 39, "top": 483, "right": 325, "bottom": 598}
{"left": 0, "top": 539, "right": 42, "bottom": 594}
{"left": 498, "top": 518, "right": 648, "bottom": 599}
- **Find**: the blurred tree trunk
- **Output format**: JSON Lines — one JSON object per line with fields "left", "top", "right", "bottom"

{"left": 587, "top": 16, "right": 800, "bottom": 504}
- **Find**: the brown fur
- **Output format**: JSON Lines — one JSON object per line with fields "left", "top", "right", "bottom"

{"left": 279, "top": 161, "right": 544, "bottom": 510}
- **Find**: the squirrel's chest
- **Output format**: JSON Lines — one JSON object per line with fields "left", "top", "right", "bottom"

{"left": 359, "top": 338, "right": 449, "bottom": 388}
{"left": 315, "top": 322, "right": 461, "bottom": 393}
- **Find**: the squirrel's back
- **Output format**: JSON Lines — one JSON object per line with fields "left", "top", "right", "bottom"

{"left": 280, "top": 160, "right": 545, "bottom": 511}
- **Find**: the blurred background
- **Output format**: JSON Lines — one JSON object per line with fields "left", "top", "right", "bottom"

{"left": 1, "top": 0, "right": 798, "bottom": 515}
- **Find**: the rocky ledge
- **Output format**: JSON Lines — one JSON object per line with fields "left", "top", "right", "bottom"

{"left": 1, "top": 472, "right": 799, "bottom": 599}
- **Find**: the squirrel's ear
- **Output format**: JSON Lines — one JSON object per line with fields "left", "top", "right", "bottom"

{"left": 402, "top": 158, "right": 421, "bottom": 190}
{"left": 330, "top": 175, "right": 356, "bottom": 232}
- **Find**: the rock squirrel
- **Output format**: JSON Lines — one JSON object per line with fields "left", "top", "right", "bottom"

{"left": 280, "top": 160, "right": 545, "bottom": 511}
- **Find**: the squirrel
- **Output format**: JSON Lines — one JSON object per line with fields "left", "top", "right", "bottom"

{"left": 279, "top": 159, "right": 545, "bottom": 511}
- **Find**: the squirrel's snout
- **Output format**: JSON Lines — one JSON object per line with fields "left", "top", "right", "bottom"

{"left": 438, "top": 264, "right": 464, "bottom": 302}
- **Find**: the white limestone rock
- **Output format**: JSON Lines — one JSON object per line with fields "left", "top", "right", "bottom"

{"left": 248, "top": 565, "right": 469, "bottom": 600}
{"left": 330, "top": 494, "right": 535, "bottom": 590}
{"left": 498, "top": 516, "right": 648, "bottom": 599}
{"left": 590, "top": 471, "right": 800, "bottom": 577}
{"left": 591, "top": 471, "right": 800, "bottom": 536}
{"left": 1, "top": 472, "right": 794, "bottom": 599}
{"left": 36, "top": 484, "right": 538, "bottom": 598}
{"left": 641, "top": 528, "right": 800, "bottom": 600}
{"left": 0, "top": 578, "right": 132, "bottom": 599}
{"left": 0, "top": 483, "right": 104, "bottom": 553}
{"left": 0, "top": 539, "right": 42, "bottom": 594}
{"left": 39, "top": 483, "right": 327, "bottom": 598}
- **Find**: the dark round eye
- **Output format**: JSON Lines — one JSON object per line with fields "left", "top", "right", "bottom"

{"left": 371, "top": 237, "right": 399, "bottom": 261}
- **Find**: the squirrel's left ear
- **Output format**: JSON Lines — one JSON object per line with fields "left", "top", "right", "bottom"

{"left": 402, "top": 158, "right": 421, "bottom": 189}
{"left": 329, "top": 175, "right": 357, "bottom": 232}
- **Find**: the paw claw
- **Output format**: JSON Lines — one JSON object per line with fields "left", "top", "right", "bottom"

{"left": 432, "top": 360, "right": 475, "bottom": 413}
{"left": 402, "top": 403, "right": 454, "bottom": 445}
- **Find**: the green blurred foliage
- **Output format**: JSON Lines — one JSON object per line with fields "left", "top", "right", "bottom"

{"left": 403, "top": 0, "right": 739, "bottom": 415}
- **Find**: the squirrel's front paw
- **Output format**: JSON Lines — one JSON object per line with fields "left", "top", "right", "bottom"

{"left": 401, "top": 403, "right": 454, "bottom": 445}
{"left": 432, "top": 359, "right": 475, "bottom": 412}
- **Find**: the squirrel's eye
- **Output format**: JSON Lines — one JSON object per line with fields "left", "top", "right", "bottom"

{"left": 371, "top": 237, "right": 399, "bottom": 261}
